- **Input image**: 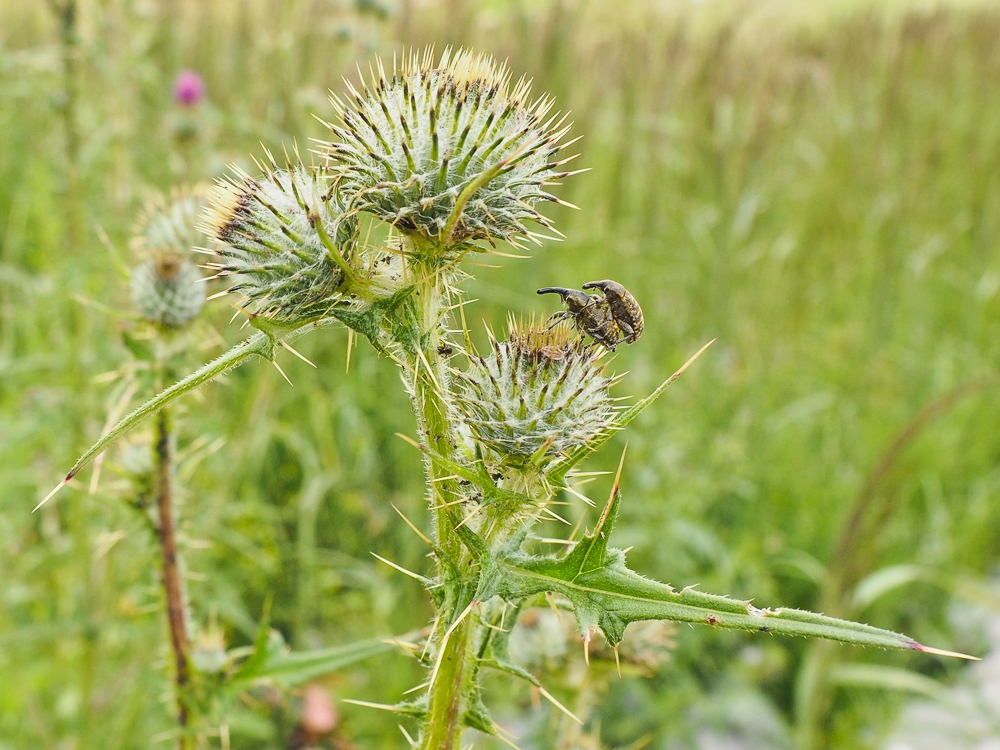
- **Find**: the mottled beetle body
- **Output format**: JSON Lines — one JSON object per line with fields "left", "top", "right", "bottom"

{"left": 536, "top": 286, "right": 622, "bottom": 349}
{"left": 583, "top": 279, "right": 644, "bottom": 345}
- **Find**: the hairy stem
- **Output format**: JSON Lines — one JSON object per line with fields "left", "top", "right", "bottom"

{"left": 153, "top": 407, "right": 192, "bottom": 748}
{"left": 404, "top": 263, "right": 477, "bottom": 750}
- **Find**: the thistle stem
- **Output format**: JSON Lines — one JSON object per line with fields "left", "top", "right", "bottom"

{"left": 153, "top": 407, "right": 193, "bottom": 748}
{"left": 404, "top": 265, "right": 477, "bottom": 750}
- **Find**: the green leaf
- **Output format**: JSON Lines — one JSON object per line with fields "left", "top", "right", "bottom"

{"left": 852, "top": 564, "right": 1000, "bottom": 612}
{"left": 121, "top": 330, "right": 157, "bottom": 362}
{"left": 40, "top": 331, "right": 275, "bottom": 507}
{"left": 828, "top": 664, "right": 943, "bottom": 697}
{"left": 254, "top": 637, "right": 401, "bottom": 688}
{"left": 475, "top": 481, "right": 943, "bottom": 653}
{"left": 478, "top": 600, "right": 540, "bottom": 687}
{"left": 231, "top": 626, "right": 409, "bottom": 688}
{"left": 329, "top": 285, "right": 417, "bottom": 352}
{"left": 38, "top": 314, "right": 343, "bottom": 510}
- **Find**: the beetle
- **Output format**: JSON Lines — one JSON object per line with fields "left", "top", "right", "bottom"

{"left": 536, "top": 286, "right": 622, "bottom": 350}
{"left": 582, "top": 279, "right": 644, "bottom": 346}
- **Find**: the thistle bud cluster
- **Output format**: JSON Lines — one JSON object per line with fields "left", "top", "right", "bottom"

{"left": 130, "top": 187, "right": 209, "bottom": 329}
{"left": 196, "top": 49, "right": 576, "bottom": 336}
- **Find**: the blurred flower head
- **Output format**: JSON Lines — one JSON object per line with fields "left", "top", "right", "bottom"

{"left": 130, "top": 186, "right": 210, "bottom": 329}
{"left": 173, "top": 69, "right": 206, "bottom": 107}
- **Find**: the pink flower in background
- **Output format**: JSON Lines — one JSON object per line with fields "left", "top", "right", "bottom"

{"left": 300, "top": 685, "right": 338, "bottom": 737}
{"left": 172, "top": 69, "right": 205, "bottom": 107}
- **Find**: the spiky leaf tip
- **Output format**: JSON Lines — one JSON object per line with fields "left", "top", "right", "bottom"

{"left": 323, "top": 47, "right": 577, "bottom": 247}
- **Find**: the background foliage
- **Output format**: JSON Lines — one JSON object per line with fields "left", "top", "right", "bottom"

{"left": 2, "top": 0, "right": 1000, "bottom": 747}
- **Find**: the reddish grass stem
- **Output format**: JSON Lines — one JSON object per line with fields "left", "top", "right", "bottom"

{"left": 153, "top": 407, "right": 192, "bottom": 748}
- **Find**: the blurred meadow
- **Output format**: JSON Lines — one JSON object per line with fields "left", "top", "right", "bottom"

{"left": 3, "top": 0, "right": 1000, "bottom": 747}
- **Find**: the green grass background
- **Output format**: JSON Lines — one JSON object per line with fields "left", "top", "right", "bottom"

{"left": 2, "top": 0, "right": 1000, "bottom": 747}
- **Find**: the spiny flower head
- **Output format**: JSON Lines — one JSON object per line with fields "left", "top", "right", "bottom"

{"left": 453, "top": 318, "right": 617, "bottom": 468}
{"left": 131, "top": 185, "right": 210, "bottom": 256}
{"left": 201, "top": 149, "right": 358, "bottom": 325}
{"left": 129, "top": 187, "right": 208, "bottom": 329}
{"left": 322, "top": 47, "right": 578, "bottom": 248}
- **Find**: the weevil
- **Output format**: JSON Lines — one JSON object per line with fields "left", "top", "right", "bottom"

{"left": 582, "top": 279, "right": 644, "bottom": 345}
{"left": 536, "top": 286, "right": 622, "bottom": 350}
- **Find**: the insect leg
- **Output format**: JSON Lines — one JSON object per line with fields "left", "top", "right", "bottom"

{"left": 617, "top": 319, "right": 635, "bottom": 342}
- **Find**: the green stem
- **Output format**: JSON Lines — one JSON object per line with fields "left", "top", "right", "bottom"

{"left": 49, "top": 0, "right": 82, "bottom": 253}
{"left": 153, "top": 407, "right": 193, "bottom": 749}
{"left": 404, "top": 264, "right": 476, "bottom": 750}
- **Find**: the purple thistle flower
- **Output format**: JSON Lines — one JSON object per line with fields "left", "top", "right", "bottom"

{"left": 172, "top": 69, "right": 206, "bottom": 107}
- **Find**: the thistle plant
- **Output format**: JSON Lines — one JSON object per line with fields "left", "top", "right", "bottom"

{"left": 43, "top": 49, "right": 974, "bottom": 749}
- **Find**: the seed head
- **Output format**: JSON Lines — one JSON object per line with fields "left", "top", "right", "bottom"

{"left": 202, "top": 150, "right": 358, "bottom": 324}
{"left": 323, "top": 47, "right": 576, "bottom": 247}
{"left": 130, "top": 187, "right": 209, "bottom": 328}
{"left": 454, "top": 318, "right": 615, "bottom": 467}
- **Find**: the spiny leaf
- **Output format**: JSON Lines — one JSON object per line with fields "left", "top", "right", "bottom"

{"left": 477, "top": 543, "right": 955, "bottom": 651}
{"left": 329, "top": 285, "right": 418, "bottom": 352}
{"left": 403, "top": 437, "right": 536, "bottom": 510}
{"left": 37, "top": 331, "right": 276, "bottom": 510}
{"left": 39, "top": 310, "right": 356, "bottom": 510}
{"left": 474, "top": 481, "right": 969, "bottom": 655}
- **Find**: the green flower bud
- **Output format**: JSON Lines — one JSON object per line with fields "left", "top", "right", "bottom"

{"left": 454, "top": 319, "right": 616, "bottom": 468}
{"left": 132, "top": 185, "right": 209, "bottom": 256}
{"left": 202, "top": 152, "right": 358, "bottom": 325}
{"left": 323, "top": 48, "right": 577, "bottom": 247}
{"left": 130, "top": 186, "right": 210, "bottom": 329}
{"left": 191, "top": 626, "right": 228, "bottom": 674}
{"left": 131, "top": 254, "right": 205, "bottom": 328}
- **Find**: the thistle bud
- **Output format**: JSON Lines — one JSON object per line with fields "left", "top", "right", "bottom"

{"left": 131, "top": 256, "right": 205, "bottom": 329}
{"left": 191, "top": 626, "right": 228, "bottom": 674}
{"left": 202, "top": 152, "right": 358, "bottom": 325}
{"left": 130, "top": 187, "right": 209, "bottom": 329}
{"left": 323, "top": 48, "right": 575, "bottom": 247}
{"left": 453, "top": 319, "right": 616, "bottom": 469}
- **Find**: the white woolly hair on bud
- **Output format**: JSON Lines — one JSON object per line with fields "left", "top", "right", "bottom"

{"left": 453, "top": 317, "right": 616, "bottom": 467}
{"left": 130, "top": 186, "right": 209, "bottom": 329}
{"left": 321, "top": 47, "right": 580, "bottom": 248}
{"left": 200, "top": 147, "right": 359, "bottom": 325}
